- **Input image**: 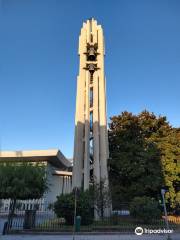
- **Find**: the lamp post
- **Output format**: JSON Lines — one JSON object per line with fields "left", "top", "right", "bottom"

{"left": 161, "top": 188, "right": 171, "bottom": 240}
{"left": 73, "top": 187, "right": 79, "bottom": 240}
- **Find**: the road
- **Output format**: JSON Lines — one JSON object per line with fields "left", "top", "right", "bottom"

{"left": 0, "top": 234, "right": 180, "bottom": 240}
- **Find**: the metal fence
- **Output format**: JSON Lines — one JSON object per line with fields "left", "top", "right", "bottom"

{"left": 0, "top": 200, "right": 180, "bottom": 235}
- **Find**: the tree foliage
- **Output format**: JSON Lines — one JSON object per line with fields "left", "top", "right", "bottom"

{"left": 92, "top": 179, "right": 111, "bottom": 219}
{"left": 54, "top": 190, "right": 94, "bottom": 225}
{"left": 130, "top": 196, "right": 161, "bottom": 222}
{"left": 0, "top": 162, "right": 48, "bottom": 230}
{"left": 54, "top": 181, "right": 111, "bottom": 224}
{"left": 0, "top": 162, "right": 48, "bottom": 200}
{"left": 108, "top": 110, "right": 180, "bottom": 210}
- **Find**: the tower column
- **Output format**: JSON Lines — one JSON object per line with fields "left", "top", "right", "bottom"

{"left": 93, "top": 71, "right": 100, "bottom": 184}
{"left": 84, "top": 71, "right": 90, "bottom": 190}
{"left": 73, "top": 19, "right": 110, "bottom": 197}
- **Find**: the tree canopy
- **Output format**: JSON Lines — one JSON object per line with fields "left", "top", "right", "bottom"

{"left": 0, "top": 162, "right": 48, "bottom": 200}
{"left": 108, "top": 110, "right": 180, "bottom": 210}
{"left": 54, "top": 189, "right": 94, "bottom": 225}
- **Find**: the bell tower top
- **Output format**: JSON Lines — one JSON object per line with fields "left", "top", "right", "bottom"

{"left": 79, "top": 18, "right": 105, "bottom": 58}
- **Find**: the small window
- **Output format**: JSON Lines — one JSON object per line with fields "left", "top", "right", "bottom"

{"left": 90, "top": 111, "right": 93, "bottom": 131}
{"left": 90, "top": 138, "right": 93, "bottom": 156}
{"left": 90, "top": 88, "right": 93, "bottom": 108}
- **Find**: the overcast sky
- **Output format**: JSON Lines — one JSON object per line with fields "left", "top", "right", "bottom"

{"left": 0, "top": 0, "right": 180, "bottom": 157}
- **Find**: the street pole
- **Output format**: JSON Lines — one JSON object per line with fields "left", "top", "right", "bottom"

{"left": 73, "top": 187, "right": 77, "bottom": 240}
{"left": 161, "top": 189, "right": 171, "bottom": 240}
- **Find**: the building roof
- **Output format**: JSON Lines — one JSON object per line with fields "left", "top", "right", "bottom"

{"left": 0, "top": 149, "right": 72, "bottom": 169}
{"left": 53, "top": 170, "right": 72, "bottom": 176}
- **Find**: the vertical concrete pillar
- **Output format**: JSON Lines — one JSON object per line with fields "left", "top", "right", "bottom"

{"left": 93, "top": 71, "right": 100, "bottom": 183}
{"left": 84, "top": 71, "right": 90, "bottom": 190}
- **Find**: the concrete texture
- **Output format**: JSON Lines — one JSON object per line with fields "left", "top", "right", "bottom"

{"left": 73, "top": 18, "right": 109, "bottom": 192}
{"left": 1, "top": 233, "right": 179, "bottom": 240}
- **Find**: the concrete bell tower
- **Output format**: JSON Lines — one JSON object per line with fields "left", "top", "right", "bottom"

{"left": 72, "top": 18, "right": 109, "bottom": 191}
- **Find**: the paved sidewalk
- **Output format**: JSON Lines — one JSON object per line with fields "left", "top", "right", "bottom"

{"left": 0, "top": 234, "right": 179, "bottom": 240}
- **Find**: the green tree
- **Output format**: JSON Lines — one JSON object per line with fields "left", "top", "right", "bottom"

{"left": 108, "top": 110, "right": 180, "bottom": 210}
{"left": 92, "top": 179, "right": 111, "bottom": 219}
{"left": 54, "top": 189, "right": 94, "bottom": 225}
{"left": 54, "top": 181, "right": 111, "bottom": 224}
{"left": 130, "top": 196, "right": 161, "bottom": 223}
{"left": 156, "top": 128, "right": 180, "bottom": 209}
{"left": 0, "top": 162, "right": 48, "bottom": 228}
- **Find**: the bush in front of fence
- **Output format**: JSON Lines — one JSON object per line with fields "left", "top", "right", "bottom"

{"left": 54, "top": 190, "right": 94, "bottom": 226}
{"left": 129, "top": 196, "right": 161, "bottom": 223}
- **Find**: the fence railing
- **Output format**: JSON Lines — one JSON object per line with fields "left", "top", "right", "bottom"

{"left": 0, "top": 200, "right": 180, "bottom": 234}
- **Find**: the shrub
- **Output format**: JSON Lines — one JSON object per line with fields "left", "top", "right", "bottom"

{"left": 54, "top": 190, "right": 94, "bottom": 225}
{"left": 130, "top": 196, "right": 161, "bottom": 223}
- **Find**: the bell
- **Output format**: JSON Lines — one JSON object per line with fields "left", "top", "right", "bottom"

{"left": 88, "top": 46, "right": 96, "bottom": 61}
{"left": 88, "top": 64, "right": 95, "bottom": 73}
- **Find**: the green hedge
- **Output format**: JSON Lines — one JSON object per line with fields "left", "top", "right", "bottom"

{"left": 54, "top": 190, "right": 94, "bottom": 225}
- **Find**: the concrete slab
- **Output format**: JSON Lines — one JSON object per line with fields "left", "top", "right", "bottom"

{"left": 1, "top": 234, "right": 180, "bottom": 240}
